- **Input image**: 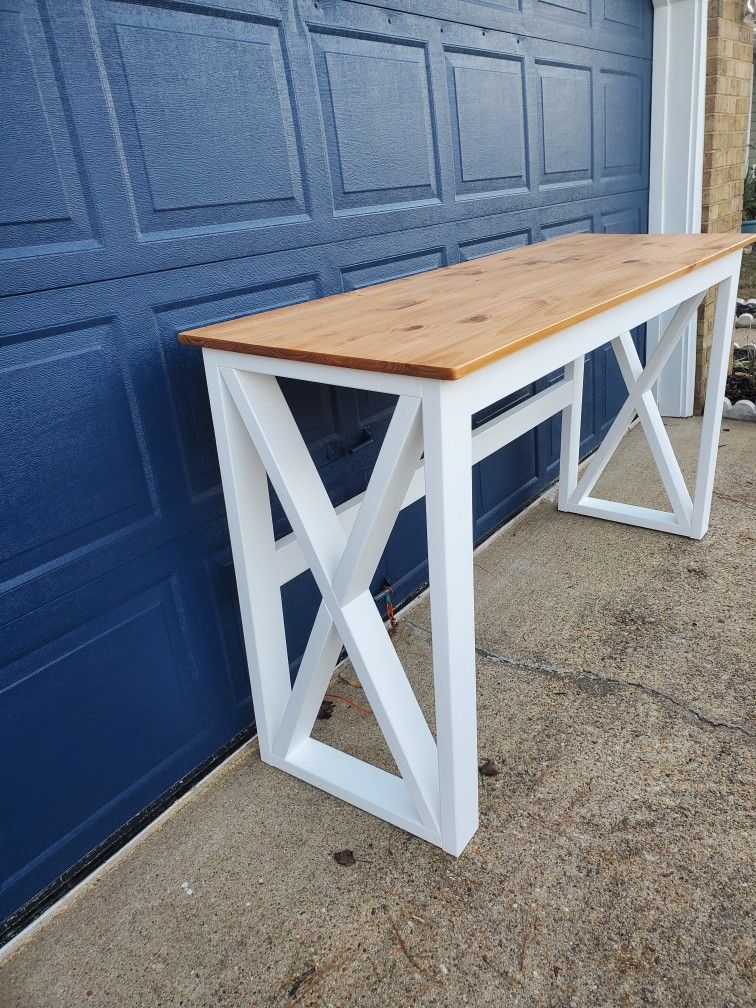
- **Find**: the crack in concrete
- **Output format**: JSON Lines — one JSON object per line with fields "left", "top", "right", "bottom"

{"left": 402, "top": 618, "right": 755, "bottom": 741}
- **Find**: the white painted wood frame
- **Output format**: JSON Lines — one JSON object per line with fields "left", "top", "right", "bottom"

{"left": 203, "top": 252, "right": 740, "bottom": 856}
{"left": 648, "top": 0, "right": 709, "bottom": 416}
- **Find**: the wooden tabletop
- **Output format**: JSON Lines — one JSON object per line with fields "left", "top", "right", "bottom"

{"left": 179, "top": 233, "right": 753, "bottom": 380}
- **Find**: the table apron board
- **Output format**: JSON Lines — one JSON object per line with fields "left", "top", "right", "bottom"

{"left": 199, "top": 247, "right": 741, "bottom": 856}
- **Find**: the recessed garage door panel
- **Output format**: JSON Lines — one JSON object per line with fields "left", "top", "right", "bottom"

{"left": 1, "top": 0, "right": 652, "bottom": 927}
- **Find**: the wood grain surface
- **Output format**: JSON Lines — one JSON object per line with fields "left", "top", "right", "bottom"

{"left": 179, "top": 233, "right": 754, "bottom": 380}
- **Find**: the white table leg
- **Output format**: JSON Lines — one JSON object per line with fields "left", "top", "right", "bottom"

{"left": 690, "top": 270, "right": 739, "bottom": 539}
{"left": 422, "top": 382, "right": 478, "bottom": 857}
{"left": 558, "top": 355, "right": 585, "bottom": 511}
{"left": 203, "top": 353, "right": 290, "bottom": 761}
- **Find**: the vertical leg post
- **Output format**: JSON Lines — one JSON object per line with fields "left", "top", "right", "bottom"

{"left": 690, "top": 268, "right": 740, "bottom": 539}
{"left": 423, "top": 381, "right": 478, "bottom": 856}
{"left": 558, "top": 355, "right": 585, "bottom": 510}
{"left": 203, "top": 352, "right": 291, "bottom": 761}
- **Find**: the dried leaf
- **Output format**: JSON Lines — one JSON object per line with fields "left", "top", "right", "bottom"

{"left": 333, "top": 849, "right": 356, "bottom": 866}
{"left": 479, "top": 758, "right": 501, "bottom": 777}
{"left": 317, "top": 700, "right": 336, "bottom": 720}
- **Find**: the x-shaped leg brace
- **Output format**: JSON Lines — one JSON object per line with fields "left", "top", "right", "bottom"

{"left": 213, "top": 368, "right": 444, "bottom": 845}
{"left": 558, "top": 272, "right": 737, "bottom": 540}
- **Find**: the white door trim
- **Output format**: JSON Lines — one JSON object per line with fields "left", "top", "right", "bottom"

{"left": 648, "top": 0, "right": 709, "bottom": 416}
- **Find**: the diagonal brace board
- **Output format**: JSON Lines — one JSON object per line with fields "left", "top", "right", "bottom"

{"left": 612, "top": 330, "right": 693, "bottom": 525}
{"left": 571, "top": 292, "right": 704, "bottom": 504}
{"left": 221, "top": 368, "right": 440, "bottom": 833}
{"left": 273, "top": 396, "right": 423, "bottom": 765}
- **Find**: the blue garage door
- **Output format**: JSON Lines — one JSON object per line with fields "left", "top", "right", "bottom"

{"left": 0, "top": 0, "right": 652, "bottom": 927}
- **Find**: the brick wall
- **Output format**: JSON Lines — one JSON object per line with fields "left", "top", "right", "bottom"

{"left": 696, "top": 0, "right": 753, "bottom": 411}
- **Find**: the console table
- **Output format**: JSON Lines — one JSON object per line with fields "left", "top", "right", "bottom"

{"left": 180, "top": 232, "right": 751, "bottom": 856}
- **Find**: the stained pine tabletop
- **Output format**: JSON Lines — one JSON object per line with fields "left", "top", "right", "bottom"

{"left": 180, "top": 232, "right": 754, "bottom": 380}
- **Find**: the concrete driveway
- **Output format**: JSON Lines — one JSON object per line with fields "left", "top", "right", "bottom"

{"left": 1, "top": 417, "right": 754, "bottom": 1008}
